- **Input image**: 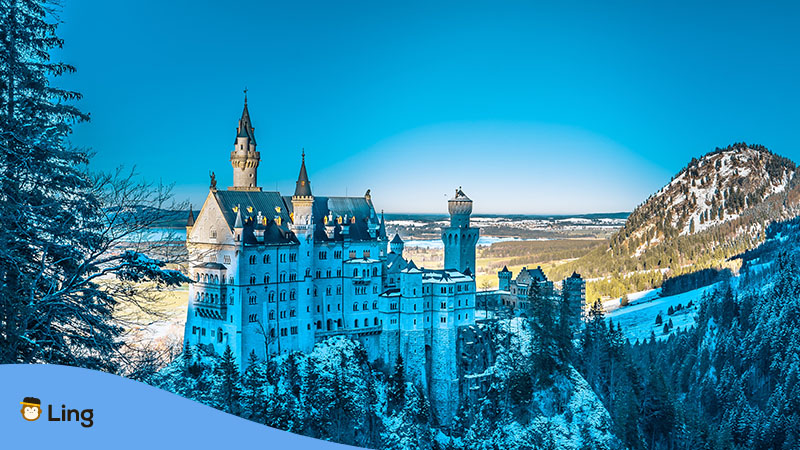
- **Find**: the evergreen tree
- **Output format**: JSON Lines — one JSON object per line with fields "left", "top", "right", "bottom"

{"left": 212, "top": 345, "right": 241, "bottom": 414}
{"left": 388, "top": 354, "right": 406, "bottom": 414}
{"left": 0, "top": 0, "right": 188, "bottom": 371}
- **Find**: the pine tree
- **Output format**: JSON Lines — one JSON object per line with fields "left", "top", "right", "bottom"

{"left": 213, "top": 345, "right": 241, "bottom": 414}
{"left": 0, "top": 0, "right": 189, "bottom": 370}
{"left": 388, "top": 354, "right": 406, "bottom": 414}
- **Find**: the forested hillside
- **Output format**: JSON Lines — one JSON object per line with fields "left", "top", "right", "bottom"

{"left": 548, "top": 144, "right": 800, "bottom": 299}
{"left": 581, "top": 215, "right": 800, "bottom": 449}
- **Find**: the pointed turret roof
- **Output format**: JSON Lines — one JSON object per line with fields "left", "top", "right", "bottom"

{"left": 235, "top": 93, "right": 256, "bottom": 144}
{"left": 186, "top": 206, "right": 195, "bottom": 226}
{"left": 379, "top": 210, "right": 387, "bottom": 239}
{"left": 293, "top": 151, "right": 312, "bottom": 197}
{"left": 391, "top": 233, "right": 403, "bottom": 244}
{"left": 234, "top": 206, "right": 243, "bottom": 228}
{"left": 500, "top": 265, "right": 510, "bottom": 273}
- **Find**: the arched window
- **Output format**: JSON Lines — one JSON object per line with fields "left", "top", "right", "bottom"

{"left": 353, "top": 269, "right": 358, "bottom": 277}
{"left": 373, "top": 301, "right": 378, "bottom": 309}
{"left": 363, "top": 302, "right": 368, "bottom": 311}
{"left": 337, "top": 319, "right": 342, "bottom": 327}
{"left": 217, "top": 328, "right": 223, "bottom": 343}
{"left": 268, "top": 291, "right": 275, "bottom": 302}
{"left": 279, "top": 291, "right": 286, "bottom": 301}
{"left": 374, "top": 317, "right": 379, "bottom": 326}
{"left": 263, "top": 255, "right": 269, "bottom": 264}
{"left": 290, "top": 290, "right": 296, "bottom": 300}
{"left": 269, "top": 310, "right": 275, "bottom": 320}
{"left": 354, "top": 319, "right": 359, "bottom": 328}
{"left": 372, "top": 267, "right": 378, "bottom": 277}
{"left": 264, "top": 274, "right": 269, "bottom": 284}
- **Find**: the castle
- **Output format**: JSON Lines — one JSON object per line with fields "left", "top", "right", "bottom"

{"left": 184, "top": 98, "right": 478, "bottom": 423}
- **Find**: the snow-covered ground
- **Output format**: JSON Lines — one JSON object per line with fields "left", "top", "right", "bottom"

{"left": 604, "top": 283, "right": 721, "bottom": 342}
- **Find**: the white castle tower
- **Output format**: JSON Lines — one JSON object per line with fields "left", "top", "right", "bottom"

{"left": 443, "top": 188, "right": 479, "bottom": 274}
{"left": 229, "top": 93, "right": 260, "bottom": 190}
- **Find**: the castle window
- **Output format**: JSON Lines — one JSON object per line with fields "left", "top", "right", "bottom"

{"left": 353, "top": 303, "right": 358, "bottom": 311}
{"left": 440, "top": 317, "right": 447, "bottom": 323}
{"left": 316, "top": 270, "right": 321, "bottom": 279}
{"left": 280, "top": 273, "right": 286, "bottom": 282}
{"left": 413, "top": 319, "right": 416, "bottom": 325}
{"left": 248, "top": 314, "right": 257, "bottom": 323}
{"left": 289, "top": 273, "right": 297, "bottom": 282}
{"left": 327, "top": 305, "right": 330, "bottom": 312}
{"left": 390, "top": 319, "right": 397, "bottom": 325}
{"left": 319, "top": 251, "right": 327, "bottom": 260}
{"left": 373, "top": 286, "right": 378, "bottom": 294}
{"left": 441, "top": 302, "right": 447, "bottom": 309}
{"left": 316, "top": 321, "right": 322, "bottom": 330}
{"left": 317, "top": 305, "right": 320, "bottom": 312}
{"left": 280, "top": 254, "right": 286, "bottom": 263}
{"left": 390, "top": 303, "right": 397, "bottom": 310}
{"left": 314, "top": 287, "right": 318, "bottom": 297}
{"left": 224, "top": 255, "right": 231, "bottom": 264}
{"left": 349, "top": 250, "right": 356, "bottom": 259}
{"left": 290, "top": 309, "right": 296, "bottom": 318}
{"left": 337, "top": 319, "right": 342, "bottom": 327}
{"left": 441, "top": 287, "right": 446, "bottom": 294}
{"left": 250, "top": 275, "right": 256, "bottom": 285}
{"left": 192, "top": 326, "right": 197, "bottom": 335}
{"left": 363, "top": 302, "right": 368, "bottom": 310}
{"left": 264, "top": 274, "right": 269, "bottom": 284}
{"left": 249, "top": 295, "right": 257, "bottom": 305}
{"left": 414, "top": 304, "right": 417, "bottom": 311}
{"left": 249, "top": 255, "right": 256, "bottom": 265}
{"left": 280, "top": 311, "right": 286, "bottom": 319}
{"left": 202, "top": 328, "right": 206, "bottom": 336}
{"left": 458, "top": 300, "right": 461, "bottom": 306}
{"left": 449, "top": 287, "right": 453, "bottom": 294}
{"left": 305, "top": 268, "right": 311, "bottom": 278}
{"left": 334, "top": 251, "right": 342, "bottom": 259}
{"left": 326, "top": 269, "right": 331, "bottom": 277}
{"left": 363, "top": 250, "right": 370, "bottom": 258}
{"left": 281, "top": 328, "right": 287, "bottom": 336}
{"left": 229, "top": 276, "right": 234, "bottom": 284}
{"left": 211, "top": 229, "right": 217, "bottom": 239}
{"left": 372, "top": 267, "right": 378, "bottom": 277}
{"left": 263, "top": 255, "right": 270, "bottom": 264}
{"left": 289, "top": 253, "right": 297, "bottom": 262}
{"left": 353, "top": 269, "right": 358, "bottom": 277}
{"left": 269, "top": 310, "right": 275, "bottom": 320}
{"left": 270, "top": 328, "right": 276, "bottom": 337}
{"left": 307, "top": 323, "right": 311, "bottom": 330}
{"left": 373, "top": 301, "right": 378, "bottom": 310}
{"left": 326, "top": 287, "right": 332, "bottom": 296}
{"left": 268, "top": 292, "right": 275, "bottom": 303}
{"left": 290, "top": 290, "right": 297, "bottom": 300}
{"left": 280, "top": 291, "right": 286, "bottom": 301}
{"left": 466, "top": 313, "right": 469, "bottom": 319}
{"left": 354, "top": 319, "right": 359, "bottom": 328}
{"left": 336, "top": 269, "right": 341, "bottom": 277}
{"left": 458, "top": 314, "right": 461, "bottom": 320}
{"left": 374, "top": 317, "right": 379, "bottom": 326}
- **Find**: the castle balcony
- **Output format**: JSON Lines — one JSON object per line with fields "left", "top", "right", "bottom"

{"left": 315, "top": 325, "right": 381, "bottom": 339}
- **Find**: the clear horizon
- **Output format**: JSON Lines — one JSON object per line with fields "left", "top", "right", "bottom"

{"left": 55, "top": 1, "right": 800, "bottom": 214}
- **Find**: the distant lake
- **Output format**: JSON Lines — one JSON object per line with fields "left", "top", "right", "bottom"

{"left": 404, "top": 236, "right": 548, "bottom": 249}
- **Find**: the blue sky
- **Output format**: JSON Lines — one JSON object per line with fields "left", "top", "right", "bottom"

{"left": 56, "top": 1, "right": 800, "bottom": 214}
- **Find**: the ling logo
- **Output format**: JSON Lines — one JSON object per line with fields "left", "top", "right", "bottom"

{"left": 19, "top": 396, "right": 94, "bottom": 427}
{"left": 20, "top": 397, "right": 42, "bottom": 421}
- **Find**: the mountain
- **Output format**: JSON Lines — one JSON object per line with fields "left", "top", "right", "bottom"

{"left": 548, "top": 143, "right": 800, "bottom": 299}
{"left": 616, "top": 143, "right": 796, "bottom": 256}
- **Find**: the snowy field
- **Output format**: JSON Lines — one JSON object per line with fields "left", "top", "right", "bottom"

{"left": 604, "top": 283, "right": 722, "bottom": 342}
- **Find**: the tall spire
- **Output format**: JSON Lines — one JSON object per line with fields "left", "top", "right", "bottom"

{"left": 186, "top": 206, "right": 195, "bottom": 227}
{"left": 294, "top": 150, "right": 312, "bottom": 197}
{"left": 379, "top": 210, "right": 387, "bottom": 239}
{"left": 236, "top": 89, "right": 256, "bottom": 145}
